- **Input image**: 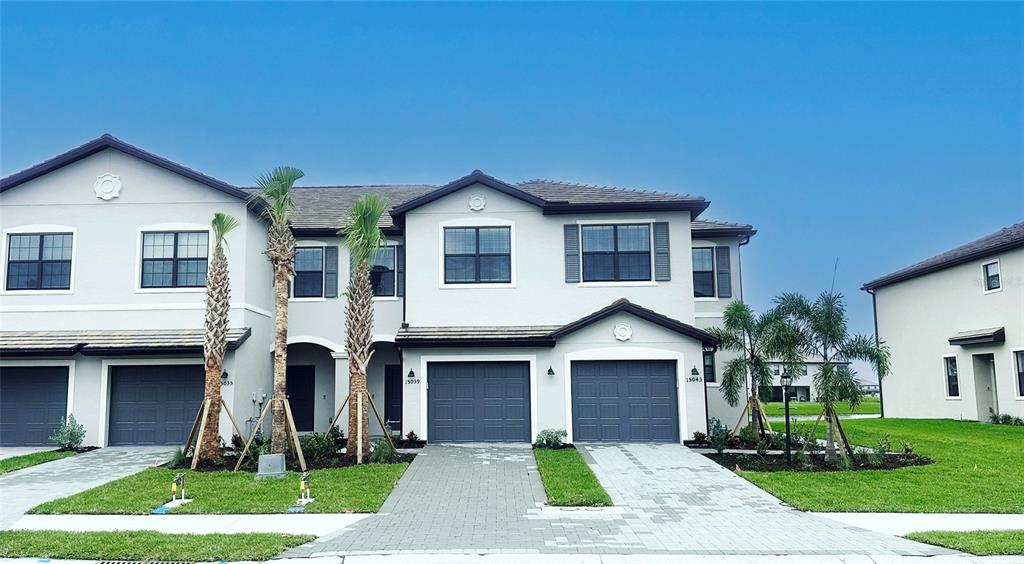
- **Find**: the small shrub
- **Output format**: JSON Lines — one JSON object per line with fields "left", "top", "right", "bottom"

{"left": 989, "top": 412, "right": 1001, "bottom": 424}
{"left": 535, "top": 428, "right": 568, "bottom": 449}
{"left": 368, "top": 438, "right": 398, "bottom": 463}
{"left": 874, "top": 433, "right": 892, "bottom": 456}
{"left": 300, "top": 432, "right": 339, "bottom": 460}
{"left": 708, "top": 418, "right": 729, "bottom": 454}
{"left": 1013, "top": 417, "right": 1024, "bottom": 427}
{"left": 768, "top": 432, "right": 786, "bottom": 450}
{"left": 755, "top": 437, "right": 771, "bottom": 456}
{"left": 837, "top": 455, "right": 852, "bottom": 471}
{"left": 900, "top": 439, "right": 915, "bottom": 456}
{"left": 793, "top": 448, "right": 812, "bottom": 469}
{"left": 50, "top": 415, "right": 86, "bottom": 451}
{"left": 738, "top": 424, "right": 757, "bottom": 446}
{"left": 692, "top": 431, "right": 707, "bottom": 444}
{"left": 406, "top": 430, "right": 420, "bottom": 442}
{"left": 169, "top": 447, "right": 187, "bottom": 468}
{"left": 999, "top": 413, "right": 1014, "bottom": 425}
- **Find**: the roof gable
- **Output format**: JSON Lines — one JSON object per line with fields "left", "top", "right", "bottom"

{"left": 550, "top": 298, "right": 718, "bottom": 346}
{"left": 1, "top": 134, "right": 250, "bottom": 201}
{"left": 390, "top": 170, "right": 547, "bottom": 218}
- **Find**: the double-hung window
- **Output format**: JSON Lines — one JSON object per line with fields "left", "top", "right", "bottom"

{"left": 141, "top": 231, "right": 208, "bottom": 288}
{"left": 692, "top": 248, "right": 715, "bottom": 297}
{"left": 294, "top": 247, "right": 324, "bottom": 298}
{"left": 703, "top": 349, "right": 717, "bottom": 383}
{"left": 443, "top": 227, "right": 511, "bottom": 284}
{"left": 983, "top": 261, "right": 1001, "bottom": 291}
{"left": 581, "top": 224, "right": 651, "bottom": 282}
{"left": 5, "top": 233, "right": 73, "bottom": 290}
{"left": 370, "top": 246, "right": 396, "bottom": 297}
{"left": 944, "top": 356, "right": 960, "bottom": 398}
{"left": 1015, "top": 350, "right": 1024, "bottom": 397}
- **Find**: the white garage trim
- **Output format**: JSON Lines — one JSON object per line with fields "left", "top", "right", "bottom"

{"left": 0, "top": 359, "right": 76, "bottom": 418}
{"left": 563, "top": 347, "right": 686, "bottom": 444}
{"left": 418, "top": 354, "right": 537, "bottom": 443}
{"left": 99, "top": 358, "right": 203, "bottom": 447}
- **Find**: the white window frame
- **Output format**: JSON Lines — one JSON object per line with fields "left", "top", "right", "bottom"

{"left": 1012, "top": 347, "right": 1024, "bottom": 400}
{"left": 575, "top": 218, "right": 658, "bottom": 288}
{"left": 1, "top": 225, "right": 78, "bottom": 295}
{"left": 691, "top": 239, "right": 718, "bottom": 301}
{"left": 291, "top": 241, "right": 327, "bottom": 302}
{"left": 982, "top": 259, "right": 1002, "bottom": 294}
{"left": 943, "top": 354, "right": 961, "bottom": 400}
{"left": 134, "top": 223, "right": 212, "bottom": 294}
{"left": 438, "top": 218, "right": 516, "bottom": 289}
{"left": 371, "top": 241, "right": 401, "bottom": 301}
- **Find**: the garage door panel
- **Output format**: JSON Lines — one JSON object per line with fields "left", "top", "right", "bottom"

{"left": 572, "top": 360, "right": 678, "bottom": 442}
{"left": 1, "top": 367, "right": 70, "bottom": 446}
{"left": 108, "top": 365, "right": 204, "bottom": 446}
{"left": 428, "top": 361, "right": 530, "bottom": 443}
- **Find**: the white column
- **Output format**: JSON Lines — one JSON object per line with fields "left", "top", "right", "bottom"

{"left": 332, "top": 351, "right": 349, "bottom": 432}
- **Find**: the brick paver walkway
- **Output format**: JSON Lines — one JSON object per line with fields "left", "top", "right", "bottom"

{"left": 286, "top": 443, "right": 951, "bottom": 557}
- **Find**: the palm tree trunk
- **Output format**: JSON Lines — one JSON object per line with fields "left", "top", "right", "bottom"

{"left": 824, "top": 407, "right": 837, "bottom": 463}
{"left": 270, "top": 266, "right": 290, "bottom": 454}
{"left": 196, "top": 241, "right": 230, "bottom": 464}
{"left": 346, "top": 261, "right": 373, "bottom": 461}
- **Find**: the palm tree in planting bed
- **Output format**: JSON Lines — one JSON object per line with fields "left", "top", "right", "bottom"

{"left": 251, "top": 166, "right": 305, "bottom": 454}
{"left": 775, "top": 291, "right": 890, "bottom": 462}
{"left": 706, "top": 301, "right": 801, "bottom": 437}
{"left": 341, "top": 193, "right": 388, "bottom": 462}
{"left": 195, "top": 212, "right": 240, "bottom": 464}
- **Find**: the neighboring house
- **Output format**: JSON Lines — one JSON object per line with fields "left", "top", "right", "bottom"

{"left": 859, "top": 381, "right": 881, "bottom": 397}
{"left": 756, "top": 361, "right": 850, "bottom": 403}
{"left": 863, "top": 223, "right": 1024, "bottom": 421}
{"left": 0, "top": 134, "right": 756, "bottom": 447}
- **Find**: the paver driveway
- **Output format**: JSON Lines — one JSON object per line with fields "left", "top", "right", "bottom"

{"left": 0, "top": 446, "right": 173, "bottom": 529}
{"left": 287, "top": 443, "right": 951, "bottom": 557}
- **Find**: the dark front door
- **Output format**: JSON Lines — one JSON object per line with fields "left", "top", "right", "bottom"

{"left": 428, "top": 361, "right": 530, "bottom": 442}
{"left": 571, "top": 360, "right": 679, "bottom": 442}
{"left": 286, "top": 366, "right": 316, "bottom": 432}
{"left": 108, "top": 364, "right": 204, "bottom": 445}
{"left": 384, "top": 364, "right": 403, "bottom": 435}
{"left": 0, "top": 366, "right": 69, "bottom": 446}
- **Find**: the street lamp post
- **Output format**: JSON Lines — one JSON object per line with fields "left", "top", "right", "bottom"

{"left": 780, "top": 370, "right": 793, "bottom": 467}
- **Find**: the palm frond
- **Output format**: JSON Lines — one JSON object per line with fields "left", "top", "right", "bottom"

{"left": 211, "top": 212, "right": 240, "bottom": 247}
{"left": 342, "top": 194, "right": 389, "bottom": 264}
{"left": 840, "top": 333, "right": 892, "bottom": 380}
{"left": 250, "top": 166, "right": 305, "bottom": 225}
{"left": 719, "top": 357, "right": 749, "bottom": 406}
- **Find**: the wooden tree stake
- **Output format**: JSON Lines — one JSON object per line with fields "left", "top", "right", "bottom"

{"left": 233, "top": 399, "right": 273, "bottom": 472}
{"left": 282, "top": 398, "right": 307, "bottom": 471}
{"left": 324, "top": 395, "right": 350, "bottom": 438}
{"left": 190, "top": 399, "right": 211, "bottom": 470}
{"left": 366, "top": 391, "right": 396, "bottom": 449}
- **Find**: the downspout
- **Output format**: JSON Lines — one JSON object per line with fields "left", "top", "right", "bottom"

{"left": 867, "top": 287, "right": 885, "bottom": 418}
{"left": 738, "top": 235, "right": 752, "bottom": 425}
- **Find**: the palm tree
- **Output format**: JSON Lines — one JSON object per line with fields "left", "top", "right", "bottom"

{"left": 706, "top": 301, "right": 800, "bottom": 437}
{"left": 341, "top": 194, "right": 388, "bottom": 462}
{"left": 196, "top": 212, "right": 240, "bottom": 464}
{"left": 775, "top": 291, "right": 891, "bottom": 462}
{"left": 251, "top": 166, "right": 305, "bottom": 454}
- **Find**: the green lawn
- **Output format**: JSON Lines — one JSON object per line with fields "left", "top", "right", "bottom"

{"left": 31, "top": 463, "right": 408, "bottom": 514}
{"left": 741, "top": 418, "right": 1024, "bottom": 513}
{"left": 905, "top": 530, "right": 1024, "bottom": 556}
{"left": 0, "top": 530, "right": 312, "bottom": 561}
{"left": 0, "top": 450, "right": 75, "bottom": 474}
{"left": 763, "top": 396, "right": 881, "bottom": 417}
{"left": 534, "top": 448, "right": 612, "bottom": 506}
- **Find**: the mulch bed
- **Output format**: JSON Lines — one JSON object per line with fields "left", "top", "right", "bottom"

{"left": 179, "top": 452, "right": 416, "bottom": 472}
{"left": 705, "top": 452, "right": 933, "bottom": 472}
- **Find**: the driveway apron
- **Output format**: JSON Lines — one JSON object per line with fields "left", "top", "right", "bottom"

{"left": 0, "top": 446, "right": 173, "bottom": 529}
{"left": 287, "top": 443, "right": 951, "bottom": 557}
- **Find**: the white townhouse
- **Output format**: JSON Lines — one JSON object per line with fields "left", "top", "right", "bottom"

{"left": 863, "top": 223, "right": 1024, "bottom": 421}
{"left": 0, "top": 134, "right": 756, "bottom": 447}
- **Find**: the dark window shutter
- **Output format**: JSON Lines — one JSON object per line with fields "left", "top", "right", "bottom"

{"left": 564, "top": 225, "right": 580, "bottom": 283}
{"left": 396, "top": 244, "right": 406, "bottom": 297}
{"left": 653, "top": 222, "right": 671, "bottom": 281}
{"left": 324, "top": 246, "right": 339, "bottom": 298}
{"left": 715, "top": 246, "right": 731, "bottom": 298}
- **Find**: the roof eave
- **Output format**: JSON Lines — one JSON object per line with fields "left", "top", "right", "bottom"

{"left": 862, "top": 239, "right": 1024, "bottom": 291}
{"left": 541, "top": 200, "right": 710, "bottom": 217}
{"left": 394, "top": 337, "right": 556, "bottom": 348}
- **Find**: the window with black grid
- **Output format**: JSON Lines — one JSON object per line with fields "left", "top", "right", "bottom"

{"left": 141, "top": 231, "right": 209, "bottom": 288}
{"left": 5, "top": 233, "right": 73, "bottom": 290}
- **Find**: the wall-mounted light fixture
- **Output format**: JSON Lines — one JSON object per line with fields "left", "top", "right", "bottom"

{"left": 547, "top": 366, "right": 555, "bottom": 376}
{"left": 407, "top": 369, "right": 415, "bottom": 379}
{"left": 220, "top": 371, "right": 230, "bottom": 385}
{"left": 691, "top": 367, "right": 700, "bottom": 377}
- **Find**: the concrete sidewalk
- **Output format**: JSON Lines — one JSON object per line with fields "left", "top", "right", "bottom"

{"left": 814, "top": 512, "right": 1024, "bottom": 536}
{"left": 8, "top": 513, "right": 369, "bottom": 536}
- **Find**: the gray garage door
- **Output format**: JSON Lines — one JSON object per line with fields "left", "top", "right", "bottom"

{"left": 572, "top": 360, "right": 679, "bottom": 442}
{"left": 428, "top": 361, "right": 530, "bottom": 442}
{"left": 108, "top": 365, "right": 204, "bottom": 445}
{"left": 0, "top": 366, "right": 69, "bottom": 446}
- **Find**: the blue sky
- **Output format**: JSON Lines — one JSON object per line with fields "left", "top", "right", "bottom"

{"left": 3, "top": 2, "right": 1022, "bottom": 380}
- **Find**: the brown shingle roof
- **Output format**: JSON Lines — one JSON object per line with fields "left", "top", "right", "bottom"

{"left": 0, "top": 328, "right": 251, "bottom": 356}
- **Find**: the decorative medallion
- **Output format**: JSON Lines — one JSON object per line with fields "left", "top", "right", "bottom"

{"left": 468, "top": 193, "right": 486, "bottom": 211}
{"left": 613, "top": 322, "right": 633, "bottom": 342}
{"left": 94, "top": 173, "right": 122, "bottom": 201}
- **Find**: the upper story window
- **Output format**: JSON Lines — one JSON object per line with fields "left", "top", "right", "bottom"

{"left": 692, "top": 245, "right": 732, "bottom": 299}
{"left": 444, "top": 227, "right": 511, "bottom": 284}
{"left": 294, "top": 247, "right": 324, "bottom": 298}
{"left": 370, "top": 246, "right": 396, "bottom": 297}
{"left": 5, "top": 233, "right": 73, "bottom": 290}
{"left": 944, "top": 356, "right": 960, "bottom": 398}
{"left": 581, "top": 224, "right": 651, "bottom": 282}
{"left": 983, "top": 260, "right": 1001, "bottom": 292}
{"left": 703, "top": 349, "right": 716, "bottom": 383}
{"left": 141, "top": 231, "right": 209, "bottom": 288}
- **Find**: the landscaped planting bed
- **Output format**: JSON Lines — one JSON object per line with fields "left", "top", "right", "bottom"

{"left": 0, "top": 530, "right": 312, "bottom": 561}
{"left": 739, "top": 418, "right": 1024, "bottom": 513}
{"left": 905, "top": 529, "right": 1024, "bottom": 556}
{"left": 706, "top": 451, "right": 931, "bottom": 472}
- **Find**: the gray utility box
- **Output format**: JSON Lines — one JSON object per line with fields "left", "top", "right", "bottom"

{"left": 255, "top": 453, "right": 287, "bottom": 480}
